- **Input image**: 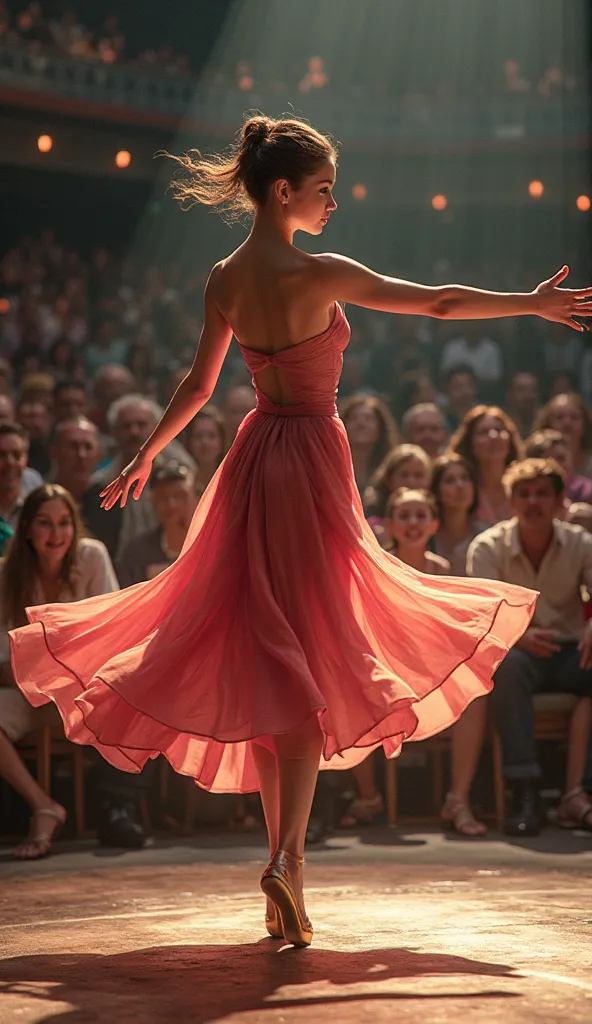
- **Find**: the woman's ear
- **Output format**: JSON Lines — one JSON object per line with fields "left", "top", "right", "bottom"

{"left": 272, "top": 178, "right": 290, "bottom": 205}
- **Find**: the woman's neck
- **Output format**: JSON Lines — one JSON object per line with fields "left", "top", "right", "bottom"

{"left": 396, "top": 544, "right": 427, "bottom": 572}
{"left": 162, "top": 521, "right": 186, "bottom": 555}
{"left": 439, "top": 508, "right": 471, "bottom": 543}
{"left": 478, "top": 461, "right": 507, "bottom": 493}
{"left": 351, "top": 444, "right": 372, "bottom": 484}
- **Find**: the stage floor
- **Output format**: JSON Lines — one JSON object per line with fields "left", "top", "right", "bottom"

{"left": 1, "top": 828, "right": 591, "bottom": 1023}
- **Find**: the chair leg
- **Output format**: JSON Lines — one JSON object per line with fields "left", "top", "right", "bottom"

{"left": 184, "top": 781, "right": 199, "bottom": 833}
{"left": 492, "top": 731, "right": 505, "bottom": 830}
{"left": 73, "top": 748, "right": 85, "bottom": 838}
{"left": 385, "top": 757, "right": 397, "bottom": 827}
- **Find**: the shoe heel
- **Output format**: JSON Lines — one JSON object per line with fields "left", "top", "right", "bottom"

{"left": 261, "top": 874, "right": 312, "bottom": 948}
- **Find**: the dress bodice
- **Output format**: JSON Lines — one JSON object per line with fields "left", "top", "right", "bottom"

{"left": 236, "top": 303, "right": 351, "bottom": 416}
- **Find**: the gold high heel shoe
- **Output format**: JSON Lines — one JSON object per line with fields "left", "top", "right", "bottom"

{"left": 260, "top": 849, "right": 313, "bottom": 947}
{"left": 265, "top": 904, "right": 283, "bottom": 938}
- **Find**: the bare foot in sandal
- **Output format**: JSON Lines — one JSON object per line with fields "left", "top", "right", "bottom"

{"left": 556, "top": 786, "right": 592, "bottom": 832}
{"left": 12, "top": 802, "right": 67, "bottom": 860}
{"left": 441, "top": 792, "right": 488, "bottom": 837}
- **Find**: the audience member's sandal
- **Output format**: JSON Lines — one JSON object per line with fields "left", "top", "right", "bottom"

{"left": 441, "top": 792, "right": 488, "bottom": 837}
{"left": 12, "top": 804, "right": 67, "bottom": 860}
{"left": 339, "top": 792, "right": 384, "bottom": 828}
{"left": 556, "top": 786, "right": 592, "bottom": 831}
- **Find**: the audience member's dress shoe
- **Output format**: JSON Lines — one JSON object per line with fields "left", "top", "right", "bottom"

{"left": 97, "top": 802, "right": 149, "bottom": 849}
{"left": 503, "top": 780, "right": 543, "bottom": 837}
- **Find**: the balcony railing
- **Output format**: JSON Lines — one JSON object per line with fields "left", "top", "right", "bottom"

{"left": 0, "top": 43, "right": 590, "bottom": 143}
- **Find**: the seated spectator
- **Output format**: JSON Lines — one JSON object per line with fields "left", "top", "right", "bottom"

{"left": 401, "top": 402, "right": 448, "bottom": 462}
{"left": 364, "top": 444, "right": 431, "bottom": 546}
{"left": 47, "top": 337, "right": 84, "bottom": 381}
{"left": 524, "top": 428, "right": 592, "bottom": 506}
{"left": 340, "top": 395, "right": 399, "bottom": 495}
{"left": 541, "top": 322, "right": 584, "bottom": 392}
{"left": 427, "top": 453, "right": 491, "bottom": 836}
{"left": 440, "top": 320, "right": 503, "bottom": 401}
{"left": 467, "top": 458, "right": 592, "bottom": 836}
{"left": 116, "top": 463, "right": 197, "bottom": 587}
{"left": 16, "top": 396, "right": 52, "bottom": 477}
{"left": 534, "top": 392, "right": 592, "bottom": 478}
{"left": 91, "top": 395, "right": 195, "bottom": 559}
{"left": 184, "top": 404, "right": 226, "bottom": 492}
{"left": 53, "top": 378, "right": 89, "bottom": 423}
{"left": 0, "top": 423, "right": 43, "bottom": 528}
{"left": 48, "top": 416, "right": 121, "bottom": 554}
{"left": 222, "top": 383, "right": 257, "bottom": 449}
{"left": 384, "top": 487, "right": 449, "bottom": 573}
{"left": 441, "top": 365, "right": 478, "bottom": 432}
{"left": 449, "top": 406, "right": 523, "bottom": 526}
{"left": 430, "top": 453, "right": 488, "bottom": 575}
{"left": 0, "top": 484, "right": 118, "bottom": 859}
{"left": 506, "top": 371, "right": 540, "bottom": 440}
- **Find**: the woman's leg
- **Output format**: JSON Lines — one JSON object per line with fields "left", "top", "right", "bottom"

{"left": 443, "top": 697, "right": 488, "bottom": 836}
{"left": 0, "top": 727, "right": 66, "bottom": 854}
{"left": 271, "top": 714, "right": 323, "bottom": 916}
{"left": 450, "top": 697, "right": 487, "bottom": 802}
{"left": 565, "top": 697, "right": 592, "bottom": 793}
{"left": 252, "top": 740, "right": 280, "bottom": 922}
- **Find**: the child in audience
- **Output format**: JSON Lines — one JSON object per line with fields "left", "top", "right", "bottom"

{"left": 364, "top": 444, "right": 432, "bottom": 546}
{"left": 384, "top": 488, "right": 450, "bottom": 574}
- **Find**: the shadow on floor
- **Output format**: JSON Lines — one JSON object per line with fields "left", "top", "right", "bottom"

{"left": 0, "top": 943, "right": 522, "bottom": 1023}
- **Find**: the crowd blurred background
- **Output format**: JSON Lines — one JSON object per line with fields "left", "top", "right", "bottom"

{"left": 1, "top": 0, "right": 592, "bottom": 857}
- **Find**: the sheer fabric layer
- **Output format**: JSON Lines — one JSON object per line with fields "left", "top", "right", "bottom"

{"left": 9, "top": 306, "right": 537, "bottom": 792}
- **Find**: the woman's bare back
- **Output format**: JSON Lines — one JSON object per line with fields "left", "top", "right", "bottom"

{"left": 213, "top": 240, "right": 337, "bottom": 406}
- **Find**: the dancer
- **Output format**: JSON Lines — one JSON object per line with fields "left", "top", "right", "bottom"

{"left": 9, "top": 115, "right": 592, "bottom": 946}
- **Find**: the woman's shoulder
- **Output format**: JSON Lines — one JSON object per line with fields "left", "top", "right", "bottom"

{"left": 76, "top": 537, "right": 112, "bottom": 565}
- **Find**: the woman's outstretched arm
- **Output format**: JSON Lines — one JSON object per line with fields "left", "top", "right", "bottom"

{"left": 318, "top": 255, "right": 592, "bottom": 332}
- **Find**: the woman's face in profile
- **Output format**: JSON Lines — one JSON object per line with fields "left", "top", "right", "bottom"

{"left": 284, "top": 157, "right": 338, "bottom": 236}
{"left": 471, "top": 414, "right": 510, "bottom": 464}
{"left": 438, "top": 462, "right": 475, "bottom": 513}
{"left": 345, "top": 403, "right": 380, "bottom": 446}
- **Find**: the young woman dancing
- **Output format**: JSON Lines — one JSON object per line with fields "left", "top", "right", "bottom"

{"left": 10, "top": 115, "right": 592, "bottom": 946}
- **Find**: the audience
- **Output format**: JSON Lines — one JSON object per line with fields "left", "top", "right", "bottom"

{"left": 401, "top": 403, "right": 448, "bottom": 462}
{"left": 441, "top": 366, "right": 478, "bottom": 432}
{"left": 430, "top": 453, "right": 488, "bottom": 575}
{"left": 534, "top": 393, "right": 592, "bottom": 479}
{"left": 0, "top": 484, "right": 118, "bottom": 858}
{"left": 340, "top": 395, "right": 399, "bottom": 495}
{"left": 449, "top": 406, "right": 523, "bottom": 526}
{"left": 184, "top": 405, "right": 226, "bottom": 492}
{"left": 506, "top": 371, "right": 540, "bottom": 440}
{"left": 0, "top": 423, "right": 43, "bottom": 528}
{"left": 440, "top": 321, "right": 504, "bottom": 401}
{"left": 467, "top": 459, "right": 592, "bottom": 836}
{"left": 222, "top": 384, "right": 257, "bottom": 449}
{"left": 524, "top": 429, "right": 592, "bottom": 508}
{"left": 116, "top": 463, "right": 197, "bottom": 587}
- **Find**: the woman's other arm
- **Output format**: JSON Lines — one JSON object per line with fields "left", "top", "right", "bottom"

{"left": 319, "top": 256, "right": 592, "bottom": 332}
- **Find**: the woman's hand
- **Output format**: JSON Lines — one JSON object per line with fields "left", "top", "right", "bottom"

{"left": 99, "top": 450, "right": 154, "bottom": 510}
{"left": 534, "top": 266, "right": 592, "bottom": 332}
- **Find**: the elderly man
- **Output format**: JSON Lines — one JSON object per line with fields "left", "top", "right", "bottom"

{"left": 401, "top": 402, "right": 448, "bottom": 461}
{"left": 92, "top": 394, "right": 196, "bottom": 559}
{"left": 467, "top": 457, "right": 592, "bottom": 837}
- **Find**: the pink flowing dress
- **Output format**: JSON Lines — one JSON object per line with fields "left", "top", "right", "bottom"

{"left": 9, "top": 305, "right": 537, "bottom": 792}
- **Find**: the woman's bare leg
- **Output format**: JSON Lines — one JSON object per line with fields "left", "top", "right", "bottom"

{"left": 450, "top": 697, "right": 487, "bottom": 802}
{"left": 0, "top": 728, "right": 66, "bottom": 854}
{"left": 565, "top": 697, "right": 592, "bottom": 792}
{"left": 272, "top": 714, "right": 323, "bottom": 917}
{"left": 252, "top": 740, "right": 280, "bottom": 921}
{"left": 352, "top": 757, "right": 380, "bottom": 800}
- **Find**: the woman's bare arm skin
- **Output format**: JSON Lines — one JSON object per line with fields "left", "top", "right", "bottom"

{"left": 317, "top": 254, "right": 592, "bottom": 331}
